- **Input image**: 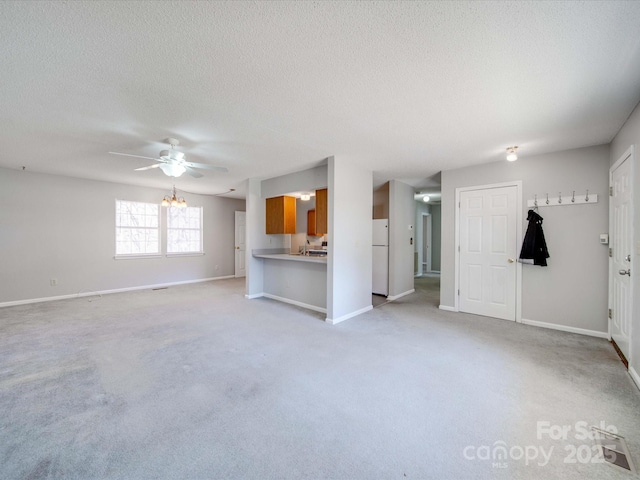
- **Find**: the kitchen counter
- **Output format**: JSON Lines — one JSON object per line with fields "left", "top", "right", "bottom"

{"left": 252, "top": 249, "right": 327, "bottom": 312}
{"left": 253, "top": 253, "right": 327, "bottom": 265}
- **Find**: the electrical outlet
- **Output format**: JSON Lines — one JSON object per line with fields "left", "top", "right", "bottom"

{"left": 50, "top": 279, "right": 57, "bottom": 286}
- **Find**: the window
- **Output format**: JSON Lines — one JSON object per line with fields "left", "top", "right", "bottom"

{"left": 167, "top": 206, "right": 203, "bottom": 254}
{"left": 115, "top": 200, "right": 160, "bottom": 256}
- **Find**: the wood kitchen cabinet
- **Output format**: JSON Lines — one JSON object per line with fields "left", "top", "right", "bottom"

{"left": 315, "top": 188, "right": 328, "bottom": 234}
{"left": 266, "top": 196, "right": 296, "bottom": 234}
{"left": 307, "top": 210, "right": 319, "bottom": 236}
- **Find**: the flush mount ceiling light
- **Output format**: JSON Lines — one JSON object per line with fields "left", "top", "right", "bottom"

{"left": 506, "top": 146, "right": 518, "bottom": 162}
{"left": 300, "top": 194, "right": 311, "bottom": 201}
{"left": 422, "top": 195, "right": 430, "bottom": 203}
{"left": 161, "top": 185, "right": 187, "bottom": 208}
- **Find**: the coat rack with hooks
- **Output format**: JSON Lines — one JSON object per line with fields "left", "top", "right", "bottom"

{"left": 526, "top": 190, "right": 598, "bottom": 208}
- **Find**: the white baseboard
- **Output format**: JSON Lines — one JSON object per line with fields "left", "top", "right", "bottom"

{"left": 439, "top": 305, "right": 457, "bottom": 312}
{"left": 629, "top": 366, "right": 640, "bottom": 391}
{"left": 0, "top": 276, "right": 235, "bottom": 308}
{"left": 521, "top": 318, "right": 608, "bottom": 339}
{"left": 245, "top": 293, "right": 264, "bottom": 300}
{"left": 387, "top": 289, "right": 415, "bottom": 301}
{"left": 326, "top": 305, "right": 373, "bottom": 325}
{"left": 261, "top": 293, "right": 327, "bottom": 314}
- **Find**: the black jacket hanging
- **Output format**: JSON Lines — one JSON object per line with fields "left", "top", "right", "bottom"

{"left": 519, "top": 209, "right": 550, "bottom": 266}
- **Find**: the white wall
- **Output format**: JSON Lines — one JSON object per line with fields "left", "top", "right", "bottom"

{"left": 245, "top": 177, "right": 266, "bottom": 297}
{"left": 327, "top": 156, "right": 372, "bottom": 323}
{"left": 609, "top": 100, "right": 640, "bottom": 381}
{"left": 388, "top": 180, "right": 415, "bottom": 298}
{"left": 440, "top": 145, "right": 610, "bottom": 333}
{"left": 261, "top": 164, "right": 328, "bottom": 198}
{"left": 0, "top": 167, "right": 245, "bottom": 304}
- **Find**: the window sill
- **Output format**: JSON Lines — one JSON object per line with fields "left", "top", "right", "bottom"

{"left": 114, "top": 254, "right": 162, "bottom": 260}
{"left": 166, "top": 252, "right": 205, "bottom": 258}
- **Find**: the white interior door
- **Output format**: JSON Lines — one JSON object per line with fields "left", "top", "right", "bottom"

{"left": 610, "top": 153, "right": 632, "bottom": 361}
{"left": 459, "top": 186, "right": 518, "bottom": 321}
{"left": 235, "top": 211, "right": 246, "bottom": 278}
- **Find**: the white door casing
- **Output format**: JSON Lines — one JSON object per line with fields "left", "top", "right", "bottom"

{"left": 457, "top": 183, "right": 521, "bottom": 321}
{"left": 422, "top": 213, "right": 432, "bottom": 273}
{"left": 609, "top": 147, "right": 633, "bottom": 362}
{"left": 235, "top": 211, "right": 246, "bottom": 278}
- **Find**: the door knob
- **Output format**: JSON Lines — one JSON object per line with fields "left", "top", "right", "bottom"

{"left": 508, "top": 258, "right": 515, "bottom": 263}
{"left": 619, "top": 269, "right": 631, "bottom": 276}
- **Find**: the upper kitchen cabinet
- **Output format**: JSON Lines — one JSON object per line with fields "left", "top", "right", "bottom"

{"left": 315, "top": 188, "right": 328, "bottom": 234}
{"left": 266, "top": 196, "right": 296, "bottom": 234}
{"left": 307, "top": 210, "right": 319, "bottom": 236}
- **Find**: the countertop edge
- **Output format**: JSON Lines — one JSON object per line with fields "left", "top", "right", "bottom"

{"left": 253, "top": 253, "right": 328, "bottom": 264}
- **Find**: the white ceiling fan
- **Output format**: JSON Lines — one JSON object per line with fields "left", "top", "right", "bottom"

{"left": 109, "top": 138, "right": 228, "bottom": 178}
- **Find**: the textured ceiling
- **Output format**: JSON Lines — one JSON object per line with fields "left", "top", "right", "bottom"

{"left": 2, "top": 1, "right": 640, "bottom": 197}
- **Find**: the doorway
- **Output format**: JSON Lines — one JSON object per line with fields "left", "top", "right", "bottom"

{"left": 421, "top": 213, "right": 432, "bottom": 274}
{"left": 609, "top": 146, "right": 634, "bottom": 365}
{"left": 455, "top": 182, "right": 522, "bottom": 321}
{"left": 234, "top": 211, "right": 246, "bottom": 278}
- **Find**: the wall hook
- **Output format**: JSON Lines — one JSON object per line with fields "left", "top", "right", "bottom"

{"left": 558, "top": 192, "right": 562, "bottom": 204}
{"left": 534, "top": 194, "right": 538, "bottom": 207}
{"left": 571, "top": 191, "right": 575, "bottom": 203}
{"left": 546, "top": 193, "right": 549, "bottom": 204}
{"left": 585, "top": 189, "right": 589, "bottom": 202}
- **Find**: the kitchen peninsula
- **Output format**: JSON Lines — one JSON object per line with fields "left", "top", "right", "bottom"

{"left": 252, "top": 250, "right": 327, "bottom": 313}
{"left": 245, "top": 157, "right": 373, "bottom": 324}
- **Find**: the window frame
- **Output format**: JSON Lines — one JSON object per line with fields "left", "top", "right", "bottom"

{"left": 166, "top": 205, "right": 204, "bottom": 256}
{"left": 114, "top": 199, "right": 162, "bottom": 259}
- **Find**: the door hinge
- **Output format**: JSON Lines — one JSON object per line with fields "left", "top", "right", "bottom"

{"left": 609, "top": 248, "right": 613, "bottom": 258}
{"left": 608, "top": 308, "right": 612, "bottom": 319}
{"left": 610, "top": 186, "right": 613, "bottom": 196}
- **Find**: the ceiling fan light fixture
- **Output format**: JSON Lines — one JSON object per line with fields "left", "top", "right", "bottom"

{"left": 159, "top": 163, "right": 186, "bottom": 177}
{"left": 506, "top": 146, "right": 518, "bottom": 162}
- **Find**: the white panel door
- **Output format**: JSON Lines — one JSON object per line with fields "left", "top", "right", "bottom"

{"left": 235, "top": 211, "right": 246, "bottom": 278}
{"left": 610, "top": 155, "right": 632, "bottom": 360}
{"left": 459, "top": 186, "right": 518, "bottom": 321}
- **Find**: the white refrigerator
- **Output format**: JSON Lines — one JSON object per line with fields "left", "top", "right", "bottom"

{"left": 372, "top": 219, "right": 389, "bottom": 296}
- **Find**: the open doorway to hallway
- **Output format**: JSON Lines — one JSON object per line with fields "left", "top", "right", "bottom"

{"left": 415, "top": 191, "right": 441, "bottom": 276}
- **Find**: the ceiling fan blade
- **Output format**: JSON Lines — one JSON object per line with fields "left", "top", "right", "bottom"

{"left": 109, "top": 151, "right": 159, "bottom": 161}
{"left": 183, "top": 161, "right": 228, "bottom": 172}
{"left": 134, "top": 164, "right": 162, "bottom": 171}
{"left": 184, "top": 166, "right": 204, "bottom": 178}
